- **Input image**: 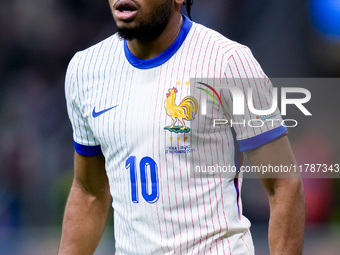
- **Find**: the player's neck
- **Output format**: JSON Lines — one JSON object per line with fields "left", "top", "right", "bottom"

{"left": 126, "top": 13, "right": 183, "bottom": 60}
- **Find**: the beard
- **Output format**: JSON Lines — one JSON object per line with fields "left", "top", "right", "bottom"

{"left": 117, "top": 0, "right": 173, "bottom": 41}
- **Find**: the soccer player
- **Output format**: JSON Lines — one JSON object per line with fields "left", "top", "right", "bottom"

{"left": 58, "top": 0, "right": 305, "bottom": 254}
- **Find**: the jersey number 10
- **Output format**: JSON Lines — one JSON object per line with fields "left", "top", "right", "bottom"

{"left": 126, "top": 156, "right": 159, "bottom": 204}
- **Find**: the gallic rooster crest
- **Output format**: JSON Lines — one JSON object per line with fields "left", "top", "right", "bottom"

{"left": 164, "top": 87, "right": 198, "bottom": 133}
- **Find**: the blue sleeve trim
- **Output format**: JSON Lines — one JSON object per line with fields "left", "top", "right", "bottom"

{"left": 238, "top": 126, "right": 288, "bottom": 152}
{"left": 74, "top": 141, "right": 102, "bottom": 156}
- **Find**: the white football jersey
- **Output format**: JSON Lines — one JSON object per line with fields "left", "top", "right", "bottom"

{"left": 65, "top": 16, "right": 287, "bottom": 255}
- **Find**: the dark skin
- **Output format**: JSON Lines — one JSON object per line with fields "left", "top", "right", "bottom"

{"left": 58, "top": 153, "right": 111, "bottom": 255}
{"left": 247, "top": 135, "right": 305, "bottom": 255}
{"left": 58, "top": 138, "right": 305, "bottom": 255}
{"left": 58, "top": 0, "right": 305, "bottom": 254}
{"left": 109, "top": 0, "right": 184, "bottom": 59}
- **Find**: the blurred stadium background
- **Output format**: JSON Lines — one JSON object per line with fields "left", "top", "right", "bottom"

{"left": 0, "top": 0, "right": 339, "bottom": 254}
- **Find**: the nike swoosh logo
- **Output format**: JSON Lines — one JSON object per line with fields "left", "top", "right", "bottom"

{"left": 92, "top": 105, "right": 118, "bottom": 118}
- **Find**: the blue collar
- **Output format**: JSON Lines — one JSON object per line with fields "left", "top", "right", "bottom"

{"left": 124, "top": 16, "right": 193, "bottom": 69}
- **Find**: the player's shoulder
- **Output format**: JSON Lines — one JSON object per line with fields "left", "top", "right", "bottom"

{"left": 65, "top": 33, "right": 123, "bottom": 91}
{"left": 68, "top": 33, "right": 123, "bottom": 66}
{"left": 190, "top": 21, "right": 250, "bottom": 58}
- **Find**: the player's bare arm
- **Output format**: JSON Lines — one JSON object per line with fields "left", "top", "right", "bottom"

{"left": 58, "top": 152, "right": 111, "bottom": 255}
{"left": 62, "top": 0, "right": 298, "bottom": 253}
{"left": 246, "top": 135, "right": 305, "bottom": 255}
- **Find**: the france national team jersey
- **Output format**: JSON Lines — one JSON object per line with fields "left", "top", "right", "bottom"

{"left": 65, "top": 16, "right": 287, "bottom": 255}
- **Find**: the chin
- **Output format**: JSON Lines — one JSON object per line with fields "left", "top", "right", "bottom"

{"left": 115, "top": 19, "right": 135, "bottom": 27}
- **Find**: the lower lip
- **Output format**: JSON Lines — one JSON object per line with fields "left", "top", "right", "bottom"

{"left": 115, "top": 10, "right": 138, "bottom": 21}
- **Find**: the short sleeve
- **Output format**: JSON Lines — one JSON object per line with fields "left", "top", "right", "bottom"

{"left": 65, "top": 53, "right": 102, "bottom": 156}
{"left": 222, "top": 47, "right": 287, "bottom": 152}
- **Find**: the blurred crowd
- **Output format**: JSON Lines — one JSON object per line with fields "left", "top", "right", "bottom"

{"left": 0, "top": 0, "right": 115, "bottom": 228}
{"left": 0, "top": 0, "right": 339, "bottom": 253}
